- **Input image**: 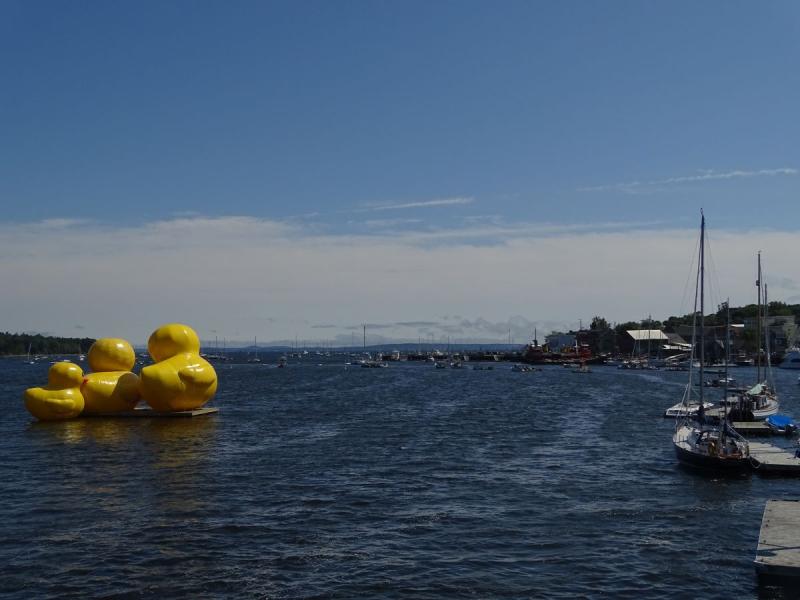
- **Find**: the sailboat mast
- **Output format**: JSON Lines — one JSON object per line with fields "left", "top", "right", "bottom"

{"left": 765, "top": 283, "right": 772, "bottom": 379}
{"left": 757, "top": 252, "right": 762, "bottom": 382}
{"left": 723, "top": 299, "right": 730, "bottom": 436}
{"left": 699, "top": 212, "right": 705, "bottom": 407}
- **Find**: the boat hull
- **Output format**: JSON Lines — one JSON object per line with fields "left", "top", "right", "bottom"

{"left": 673, "top": 443, "right": 750, "bottom": 472}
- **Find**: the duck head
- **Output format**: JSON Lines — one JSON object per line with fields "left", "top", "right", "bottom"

{"left": 148, "top": 323, "right": 200, "bottom": 362}
{"left": 88, "top": 338, "right": 135, "bottom": 372}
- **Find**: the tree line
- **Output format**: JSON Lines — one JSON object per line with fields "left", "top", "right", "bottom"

{"left": 586, "top": 301, "right": 800, "bottom": 355}
{"left": 0, "top": 332, "right": 96, "bottom": 356}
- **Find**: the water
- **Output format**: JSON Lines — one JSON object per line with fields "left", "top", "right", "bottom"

{"left": 2, "top": 358, "right": 800, "bottom": 598}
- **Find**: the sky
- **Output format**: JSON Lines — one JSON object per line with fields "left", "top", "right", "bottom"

{"left": 2, "top": 1, "right": 800, "bottom": 346}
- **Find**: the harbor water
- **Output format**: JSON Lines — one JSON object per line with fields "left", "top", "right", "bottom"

{"left": 2, "top": 358, "right": 800, "bottom": 599}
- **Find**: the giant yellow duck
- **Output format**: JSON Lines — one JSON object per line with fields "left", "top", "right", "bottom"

{"left": 24, "top": 361, "right": 85, "bottom": 420}
{"left": 81, "top": 338, "right": 141, "bottom": 414}
{"left": 140, "top": 323, "right": 218, "bottom": 412}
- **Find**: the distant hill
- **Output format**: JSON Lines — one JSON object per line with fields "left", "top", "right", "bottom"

{"left": 215, "top": 343, "right": 523, "bottom": 353}
{"left": 0, "top": 332, "right": 95, "bottom": 356}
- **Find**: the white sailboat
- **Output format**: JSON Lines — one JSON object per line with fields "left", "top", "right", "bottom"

{"left": 729, "top": 253, "right": 779, "bottom": 420}
{"left": 248, "top": 336, "right": 262, "bottom": 363}
{"left": 672, "top": 213, "right": 750, "bottom": 472}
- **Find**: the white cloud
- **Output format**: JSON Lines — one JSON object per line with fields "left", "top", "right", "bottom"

{"left": 356, "top": 197, "right": 474, "bottom": 211}
{"left": 1, "top": 216, "right": 798, "bottom": 345}
{"left": 359, "top": 218, "right": 424, "bottom": 229}
{"left": 578, "top": 167, "right": 798, "bottom": 193}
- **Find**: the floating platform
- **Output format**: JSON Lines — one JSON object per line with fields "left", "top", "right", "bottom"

{"left": 732, "top": 421, "right": 772, "bottom": 436}
{"left": 749, "top": 440, "right": 800, "bottom": 475}
{"left": 755, "top": 500, "right": 800, "bottom": 577}
{"left": 83, "top": 407, "right": 218, "bottom": 419}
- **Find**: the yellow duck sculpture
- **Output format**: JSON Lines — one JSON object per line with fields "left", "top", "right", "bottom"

{"left": 81, "top": 338, "right": 141, "bottom": 414}
{"left": 24, "top": 361, "right": 85, "bottom": 420}
{"left": 140, "top": 323, "right": 218, "bottom": 412}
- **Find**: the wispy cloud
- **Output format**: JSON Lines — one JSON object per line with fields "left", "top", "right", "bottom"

{"left": 371, "top": 219, "right": 666, "bottom": 243}
{"left": 578, "top": 168, "right": 798, "bottom": 193}
{"left": 359, "top": 218, "right": 423, "bottom": 229}
{"left": 356, "top": 197, "right": 474, "bottom": 212}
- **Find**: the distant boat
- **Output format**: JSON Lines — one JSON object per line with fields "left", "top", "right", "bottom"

{"left": 248, "top": 336, "right": 262, "bottom": 363}
{"left": 361, "top": 358, "right": 388, "bottom": 368}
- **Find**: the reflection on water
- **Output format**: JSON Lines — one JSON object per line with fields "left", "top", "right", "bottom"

{"left": 29, "top": 417, "right": 135, "bottom": 445}
{"left": 26, "top": 413, "right": 217, "bottom": 452}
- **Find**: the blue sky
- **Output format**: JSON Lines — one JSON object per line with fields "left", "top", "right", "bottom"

{"left": 2, "top": 2, "right": 800, "bottom": 344}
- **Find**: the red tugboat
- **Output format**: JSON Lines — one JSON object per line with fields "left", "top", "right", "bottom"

{"left": 522, "top": 330, "right": 603, "bottom": 365}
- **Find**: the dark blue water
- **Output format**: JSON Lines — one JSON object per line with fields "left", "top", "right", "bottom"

{"left": 2, "top": 358, "right": 799, "bottom": 599}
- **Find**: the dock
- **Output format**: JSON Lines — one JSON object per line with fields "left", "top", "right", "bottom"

{"left": 84, "top": 407, "right": 219, "bottom": 418}
{"left": 749, "top": 440, "right": 800, "bottom": 475}
{"left": 755, "top": 500, "right": 800, "bottom": 577}
{"left": 691, "top": 413, "right": 774, "bottom": 435}
{"left": 733, "top": 421, "right": 772, "bottom": 436}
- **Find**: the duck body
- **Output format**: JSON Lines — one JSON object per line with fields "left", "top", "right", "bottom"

{"left": 81, "top": 338, "right": 141, "bottom": 414}
{"left": 82, "top": 371, "right": 141, "bottom": 414}
{"left": 140, "top": 323, "right": 218, "bottom": 412}
{"left": 24, "top": 362, "right": 85, "bottom": 420}
{"left": 141, "top": 353, "right": 217, "bottom": 412}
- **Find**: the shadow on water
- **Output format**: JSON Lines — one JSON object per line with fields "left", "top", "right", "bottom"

{"left": 676, "top": 461, "right": 752, "bottom": 480}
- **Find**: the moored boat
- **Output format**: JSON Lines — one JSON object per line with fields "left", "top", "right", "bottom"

{"left": 671, "top": 213, "right": 751, "bottom": 472}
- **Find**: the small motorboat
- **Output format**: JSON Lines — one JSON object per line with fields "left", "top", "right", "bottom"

{"left": 765, "top": 414, "right": 798, "bottom": 436}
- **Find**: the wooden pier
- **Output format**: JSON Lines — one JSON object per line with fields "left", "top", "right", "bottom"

{"left": 749, "top": 440, "right": 800, "bottom": 475}
{"left": 755, "top": 501, "right": 800, "bottom": 577}
{"left": 84, "top": 407, "right": 218, "bottom": 418}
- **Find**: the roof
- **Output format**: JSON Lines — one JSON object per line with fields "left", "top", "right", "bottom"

{"left": 626, "top": 329, "right": 669, "bottom": 341}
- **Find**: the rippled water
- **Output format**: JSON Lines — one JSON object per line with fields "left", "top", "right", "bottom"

{"left": 2, "top": 358, "right": 800, "bottom": 598}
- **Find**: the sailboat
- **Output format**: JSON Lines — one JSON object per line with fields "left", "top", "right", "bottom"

{"left": 672, "top": 213, "right": 750, "bottom": 471}
{"left": 729, "top": 253, "right": 779, "bottom": 420}
{"left": 248, "top": 336, "right": 262, "bottom": 363}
